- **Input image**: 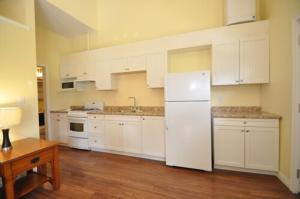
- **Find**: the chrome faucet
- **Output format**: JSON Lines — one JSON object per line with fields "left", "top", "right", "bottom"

{"left": 128, "top": 97, "right": 137, "bottom": 111}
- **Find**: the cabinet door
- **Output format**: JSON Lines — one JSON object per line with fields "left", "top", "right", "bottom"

{"left": 95, "top": 60, "right": 117, "bottom": 90}
{"left": 60, "top": 56, "right": 73, "bottom": 79}
{"left": 105, "top": 121, "right": 123, "bottom": 151}
{"left": 123, "top": 121, "right": 142, "bottom": 154}
{"left": 58, "top": 117, "right": 69, "bottom": 144}
{"left": 212, "top": 41, "right": 240, "bottom": 85}
{"left": 142, "top": 116, "right": 165, "bottom": 157}
{"left": 146, "top": 52, "right": 167, "bottom": 88}
{"left": 50, "top": 114, "right": 60, "bottom": 141}
{"left": 110, "top": 58, "right": 128, "bottom": 73}
{"left": 127, "top": 55, "right": 146, "bottom": 72}
{"left": 76, "top": 52, "right": 96, "bottom": 81}
{"left": 214, "top": 125, "right": 245, "bottom": 167}
{"left": 240, "top": 37, "right": 269, "bottom": 84}
{"left": 245, "top": 127, "right": 279, "bottom": 171}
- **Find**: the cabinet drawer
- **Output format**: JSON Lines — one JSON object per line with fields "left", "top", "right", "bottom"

{"left": 88, "top": 121, "right": 104, "bottom": 133}
{"left": 12, "top": 149, "right": 53, "bottom": 175}
{"left": 214, "top": 118, "right": 279, "bottom": 128}
{"left": 105, "top": 115, "right": 141, "bottom": 122}
{"left": 89, "top": 136, "right": 105, "bottom": 148}
{"left": 88, "top": 114, "right": 105, "bottom": 120}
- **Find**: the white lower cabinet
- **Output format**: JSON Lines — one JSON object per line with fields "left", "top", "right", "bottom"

{"left": 123, "top": 121, "right": 142, "bottom": 153}
{"left": 214, "top": 118, "right": 279, "bottom": 172}
{"left": 104, "top": 121, "right": 123, "bottom": 151}
{"left": 88, "top": 115, "right": 106, "bottom": 149}
{"left": 214, "top": 126, "right": 245, "bottom": 168}
{"left": 245, "top": 127, "right": 279, "bottom": 171}
{"left": 141, "top": 116, "right": 165, "bottom": 157}
{"left": 87, "top": 115, "right": 165, "bottom": 160}
{"left": 50, "top": 113, "right": 68, "bottom": 144}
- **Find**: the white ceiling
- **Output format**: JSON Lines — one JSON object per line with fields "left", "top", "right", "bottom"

{"left": 35, "top": 0, "right": 94, "bottom": 37}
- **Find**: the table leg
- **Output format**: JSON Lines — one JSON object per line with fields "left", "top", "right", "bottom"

{"left": 2, "top": 164, "right": 15, "bottom": 199}
{"left": 51, "top": 146, "right": 60, "bottom": 190}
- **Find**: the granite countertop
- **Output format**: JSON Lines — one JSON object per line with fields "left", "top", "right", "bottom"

{"left": 89, "top": 106, "right": 164, "bottom": 116}
{"left": 212, "top": 107, "right": 281, "bottom": 119}
{"left": 50, "top": 110, "right": 68, "bottom": 113}
{"left": 51, "top": 106, "right": 164, "bottom": 117}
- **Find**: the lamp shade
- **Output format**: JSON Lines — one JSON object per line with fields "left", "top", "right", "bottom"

{"left": 0, "top": 107, "right": 22, "bottom": 129}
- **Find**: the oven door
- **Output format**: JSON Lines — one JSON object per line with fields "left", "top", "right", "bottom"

{"left": 68, "top": 117, "right": 88, "bottom": 138}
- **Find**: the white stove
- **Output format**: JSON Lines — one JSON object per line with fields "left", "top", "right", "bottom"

{"left": 67, "top": 101, "right": 104, "bottom": 150}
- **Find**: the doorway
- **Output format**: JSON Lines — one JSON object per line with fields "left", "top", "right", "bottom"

{"left": 291, "top": 16, "right": 300, "bottom": 193}
{"left": 36, "top": 66, "right": 48, "bottom": 139}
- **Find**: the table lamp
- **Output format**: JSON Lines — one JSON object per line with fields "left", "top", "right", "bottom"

{"left": 0, "top": 107, "right": 22, "bottom": 151}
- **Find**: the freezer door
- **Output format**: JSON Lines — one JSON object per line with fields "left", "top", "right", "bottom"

{"left": 165, "top": 71, "right": 211, "bottom": 101}
{"left": 165, "top": 101, "right": 212, "bottom": 171}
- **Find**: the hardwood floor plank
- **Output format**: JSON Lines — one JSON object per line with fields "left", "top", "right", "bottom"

{"left": 23, "top": 147, "right": 297, "bottom": 199}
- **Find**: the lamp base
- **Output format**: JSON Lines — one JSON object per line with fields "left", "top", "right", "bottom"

{"left": 2, "top": 129, "right": 12, "bottom": 152}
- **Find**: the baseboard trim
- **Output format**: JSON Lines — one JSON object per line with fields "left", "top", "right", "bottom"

{"left": 277, "top": 172, "right": 291, "bottom": 191}
{"left": 214, "top": 165, "right": 278, "bottom": 176}
{"left": 90, "top": 147, "right": 166, "bottom": 162}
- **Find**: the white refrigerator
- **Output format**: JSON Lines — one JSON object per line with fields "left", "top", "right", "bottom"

{"left": 165, "top": 71, "right": 212, "bottom": 171}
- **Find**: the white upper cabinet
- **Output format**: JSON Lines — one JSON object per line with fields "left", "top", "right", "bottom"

{"left": 127, "top": 55, "right": 146, "bottom": 72}
{"left": 77, "top": 53, "right": 96, "bottom": 81}
{"left": 111, "top": 55, "right": 146, "bottom": 73}
{"left": 60, "top": 54, "right": 79, "bottom": 79}
{"left": 212, "top": 41, "right": 240, "bottom": 85}
{"left": 240, "top": 37, "right": 269, "bottom": 84}
{"left": 146, "top": 52, "right": 167, "bottom": 88}
{"left": 95, "top": 60, "right": 117, "bottom": 90}
{"left": 110, "top": 58, "right": 128, "bottom": 73}
{"left": 60, "top": 52, "right": 95, "bottom": 81}
{"left": 212, "top": 36, "right": 269, "bottom": 86}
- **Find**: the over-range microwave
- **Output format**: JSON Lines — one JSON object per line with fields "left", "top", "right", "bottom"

{"left": 61, "top": 80, "right": 76, "bottom": 91}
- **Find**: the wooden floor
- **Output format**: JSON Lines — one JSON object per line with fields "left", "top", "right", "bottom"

{"left": 24, "top": 147, "right": 296, "bottom": 199}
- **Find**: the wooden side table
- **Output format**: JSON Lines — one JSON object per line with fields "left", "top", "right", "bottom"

{"left": 0, "top": 138, "right": 60, "bottom": 199}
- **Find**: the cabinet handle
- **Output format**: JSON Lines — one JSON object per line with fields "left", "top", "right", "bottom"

{"left": 236, "top": 80, "right": 240, "bottom": 83}
{"left": 124, "top": 68, "right": 130, "bottom": 71}
{"left": 83, "top": 72, "right": 87, "bottom": 75}
{"left": 243, "top": 121, "right": 247, "bottom": 124}
{"left": 240, "top": 80, "right": 244, "bottom": 83}
{"left": 94, "top": 126, "right": 97, "bottom": 129}
{"left": 57, "top": 119, "right": 60, "bottom": 122}
{"left": 66, "top": 74, "right": 70, "bottom": 77}
{"left": 31, "top": 156, "right": 40, "bottom": 164}
{"left": 246, "top": 130, "right": 250, "bottom": 133}
{"left": 241, "top": 130, "right": 245, "bottom": 132}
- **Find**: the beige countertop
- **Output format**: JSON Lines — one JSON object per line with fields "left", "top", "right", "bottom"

{"left": 88, "top": 110, "right": 164, "bottom": 116}
{"left": 211, "top": 106, "right": 281, "bottom": 119}
{"left": 50, "top": 106, "right": 164, "bottom": 117}
{"left": 50, "top": 110, "right": 68, "bottom": 113}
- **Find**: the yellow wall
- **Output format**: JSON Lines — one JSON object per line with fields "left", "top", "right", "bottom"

{"left": 36, "top": 0, "right": 261, "bottom": 109}
{"left": 0, "top": 0, "right": 39, "bottom": 141}
{"left": 260, "top": 0, "right": 300, "bottom": 179}
{"left": 47, "top": 0, "right": 98, "bottom": 29}
{"left": 71, "top": 0, "right": 225, "bottom": 51}
{"left": 35, "top": 26, "right": 80, "bottom": 110}
{"left": 0, "top": 0, "right": 27, "bottom": 24}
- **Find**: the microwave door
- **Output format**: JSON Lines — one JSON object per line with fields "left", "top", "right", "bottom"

{"left": 62, "top": 81, "right": 75, "bottom": 90}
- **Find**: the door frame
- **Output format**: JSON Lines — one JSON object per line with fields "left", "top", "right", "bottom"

{"left": 37, "top": 64, "right": 51, "bottom": 140}
{"left": 290, "top": 14, "right": 300, "bottom": 193}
